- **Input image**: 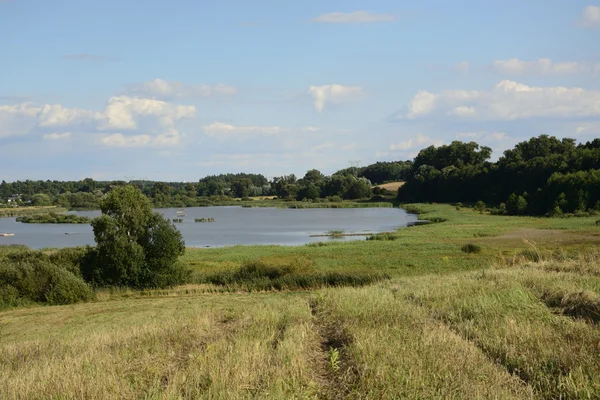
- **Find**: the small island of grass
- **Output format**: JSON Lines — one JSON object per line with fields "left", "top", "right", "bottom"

{"left": 16, "top": 212, "right": 91, "bottom": 224}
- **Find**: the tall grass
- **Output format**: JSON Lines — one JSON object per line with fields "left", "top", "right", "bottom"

{"left": 195, "top": 258, "right": 389, "bottom": 291}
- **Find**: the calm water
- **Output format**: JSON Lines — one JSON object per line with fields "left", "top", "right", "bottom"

{"left": 0, "top": 206, "right": 418, "bottom": 249}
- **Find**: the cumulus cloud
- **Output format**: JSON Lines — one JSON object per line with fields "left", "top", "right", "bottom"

{"left": 456, "top": 131, "right": 508, "bottom": 141}
{"left": 0, "top": 96, "right": 195, "bottom": 146}
{"left": 581, "top": 5, "right": 600, "bottom": 27}
{"left": 491, "top": 58, "right": 587, "bottom": 75}
{"left": 203, "top": 122, "right": 318, "bottom": 139}
{"left": 448, "top": 106, "right": 476, "bottom": 117}
{"left": 307, "top": 84, "right": 363, "bottom": 112}
{"left": 101, "top": 96, "right": 195, "bottom": 130}
{"left": 99, "top": 129, "right": 181, "bottom": 148}
{"left": 101, "top": 133, "right": 152, "bottom": 148}
{"left": 0, "top": 103, "right": 40, "bottom": 137}
{"left": 404, "top": 91, "right": 439, "bottom": 118}
{"left": 38, "top": 104, "right": 102, "bottom": 127}
{"left": 128, "top": 78, "right": 237, "bottom": 100}
{"left": 390, "top": 133, "right": 444, "bottom": 150}
{"left": 399, "top": 80, "right": 600, "bottom": 120}
{"left": 43, "top": 132, "right": 72, "bottom": 140}
{"left": 311, "top": 11, "right": 396, "bottom": 23}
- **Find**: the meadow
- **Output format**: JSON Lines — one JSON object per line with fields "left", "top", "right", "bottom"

{"left": 1, "top": 204, "right": 600, "bottom": 399}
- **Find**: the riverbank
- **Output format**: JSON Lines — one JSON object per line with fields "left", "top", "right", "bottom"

{"left": 2, "top": 203, "right": 600, "bottom": 398}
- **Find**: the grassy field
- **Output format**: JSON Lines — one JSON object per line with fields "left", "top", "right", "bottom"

{"left": 1, "top": 204, "right": 600, "bottom": 399}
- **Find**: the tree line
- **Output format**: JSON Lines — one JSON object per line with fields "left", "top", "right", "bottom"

{"left": 0, "top": 161, "right": 411, "bottom": 209}
{"left": 397, "top": 135, "right": 600, "bottom": 216}
{"left": 3, "top": 135, "right": 597, "bottom": 216}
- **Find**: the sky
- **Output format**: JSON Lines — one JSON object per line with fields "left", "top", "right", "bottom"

{"left": 1, "top": 0, "right": 599, "bottom": 182}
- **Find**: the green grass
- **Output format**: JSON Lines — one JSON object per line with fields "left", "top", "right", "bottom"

{"left": 2, "top": 203, "right": 600, "bottom": 398}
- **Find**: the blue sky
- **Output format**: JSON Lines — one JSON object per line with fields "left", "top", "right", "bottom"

{"left": 1, "top": 0, "right": 599, "bottom": 181}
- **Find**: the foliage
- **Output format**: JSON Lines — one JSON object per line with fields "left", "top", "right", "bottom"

{"left": 461, "top": 243, "right": 482, "bottom": 253}
{"left": 366, "top": 233, "right": 398, "bottom": 241}
{"left": 16, "top": 212, "right": 91, "bottom": 224}
{"left": 398, "top": 135, "right": 600, "bottom": 216}
{"left": 0, "top": 251, "right": 93, "bottom": 307}
{"left": 83, "top": 185, "right": 188, "bottom": 288}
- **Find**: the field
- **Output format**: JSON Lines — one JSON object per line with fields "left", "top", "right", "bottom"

{"left": 373, "top": 181, "right": 405, "bottom": 192}
{"left": 1, "top": 204, "right": 600, "bottom": 399}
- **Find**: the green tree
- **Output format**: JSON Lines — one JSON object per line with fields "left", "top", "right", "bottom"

{"left": 32, "top": 193, "right": 52, "bottom": 206}
{"left": 230, "top": 178, "right": 253, "bottom": 198}
{"left": 84, "top": 185, "right": 187, "bottom": 288}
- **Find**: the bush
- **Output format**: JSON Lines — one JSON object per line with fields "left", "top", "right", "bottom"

{"left": 48, "top": 247, "right": 91, "bottom": 277}
{"left": 16, "top": 213, "right": 91, "bottom": 224}
{"left": 595, "top": 219, "right": 600, "bottom": 226}
{"left": 0, "top": 255, "right": 94, "bottom": 306}
{"left": 429, "top": 217, "right": 448, "bottom": 223}
{"left": 367, "top": 233, "right": 398, "bottom": 241}
{"left": 461, "top": 243, "right": 482, "bottom": 254}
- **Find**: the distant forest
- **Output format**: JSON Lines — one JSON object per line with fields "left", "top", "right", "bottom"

{"left": 2, "top": 135, "right": 599, "bottom": 217}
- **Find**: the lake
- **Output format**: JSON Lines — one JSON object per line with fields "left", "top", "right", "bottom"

{"left": 0, "top": 206, "right": 418, "bottom": 249}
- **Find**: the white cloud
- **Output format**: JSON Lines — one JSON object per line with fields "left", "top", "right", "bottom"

{"left": 1, "top": 95, "right": 195, "bottom": 147}
{"left": 311, "top": 11, "right": 396, "bottom": 23}
{"left": 308, "top": 84, "right": 363, "bottom": 112}
{"left": 456, "top": 131, "right": 508, "bottom": 141}
{"left": 43, "top": 132, "right": 72, "bottom": 140}
{"left": 448, "top": 106, "right": 476, "bottom": 117}
{"left": 581, "top": 5, "right": 600, "bottom": 27}
{"left": 203, "top": 122, "right": 285, "bottom": 138}
{"left": 405, "top": 91, "right": 438, "bottom": 118}
{"left": 400, "top": 80, "right": 600, "bottom": 120}
{"left": 576, "top": 126, "right": 589, "bottom": 134}
{"left": 454, "top": 61, "right": 470, "bottom": 73}
{"left": 37, "top": 104, "right": 102, "bottom": 127}
{"left": 0, "top": 103, "right": 40, "bottom": 137}
{"left": 100, "top": 133, "right": 152, "bottom": 148}
{"left": 128, "top": 78, "right": 237, "bottom": 100}
{"left": 100, "top": 128, "right": 182, "bottom": 148}
{"left": 390, "top": 133, "right": 444, "bottom": 150}
{"left": 492, "top": 58, "right": 584, "bottom": 75}
{"left": 101, "top": 96, "right": 195, "bottom": 130}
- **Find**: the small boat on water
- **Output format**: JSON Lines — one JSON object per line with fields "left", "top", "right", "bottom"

{"left": 0, "top": 233, "right": 15, "bottom": 237}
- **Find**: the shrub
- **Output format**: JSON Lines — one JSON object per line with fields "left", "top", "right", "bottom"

{"left": 367, "top": 233, "right": 398, "bottom": 241}
{"left": 429, "top": 217, "right": 448, "bottom": 223}
{"left": 0, "top": 256, "right": 93, "bottom": 306}
{"left": 16, "top": 213, "right": 91, "bottom": 224}
{"left": 474, "top": 201, "right": 486, "bottom": 213}
{"left": 461, "top": 243, "right": 482, "bottom": 254}
{"left": 48, "top": 247, "right": 91, "bottom": 277}
{"left": 595, "top": 219, "right": 600, "bottom": 226}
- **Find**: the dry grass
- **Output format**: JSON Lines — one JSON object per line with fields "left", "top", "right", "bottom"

{"left": 3, "top": 204, "right": 600, "bottom": 398}
{"left": 0, "top": 293, "right": 324, "bottom": 399}
{"left": 373, "top": 181, "right": 405, "bottom": 192}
